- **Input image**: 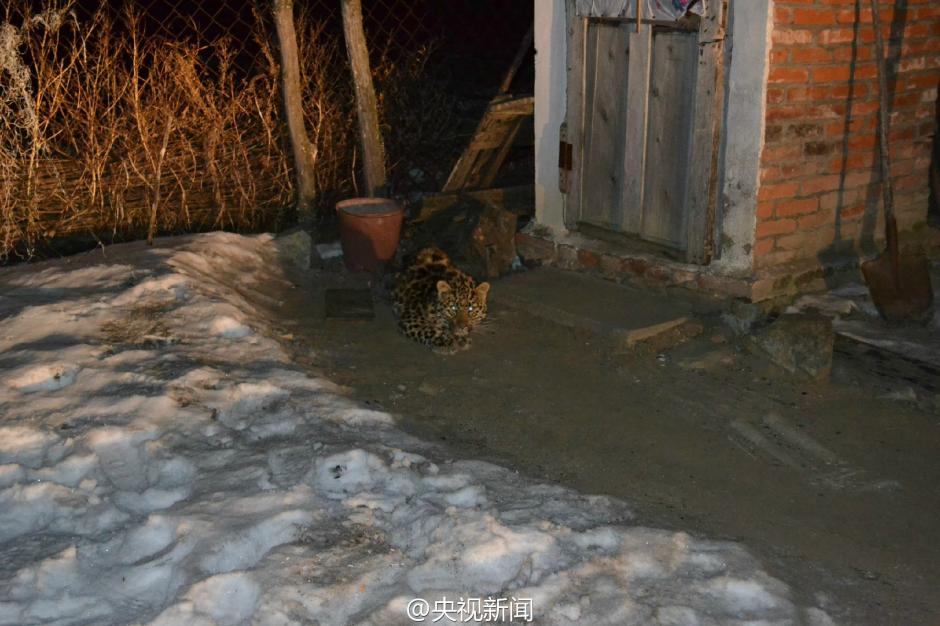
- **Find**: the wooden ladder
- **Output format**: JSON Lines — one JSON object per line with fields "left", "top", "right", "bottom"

{"left": 441, "top": 24, "right": 534, "bottom": 193}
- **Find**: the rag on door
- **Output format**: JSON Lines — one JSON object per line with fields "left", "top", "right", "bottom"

{"left": 575, "top": 0, "right": 705, "bottom": 21}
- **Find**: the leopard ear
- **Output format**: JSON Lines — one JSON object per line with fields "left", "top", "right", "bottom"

{"left": 436, "top": 280, "right": 452, "bottom": 296}
{"left": 475, "top": 282, "right": 490, "bottom": 299}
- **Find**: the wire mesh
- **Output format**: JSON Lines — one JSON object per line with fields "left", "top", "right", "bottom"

{"left": 124, "top": 0, "right": 533, "bottom": 82}
{"left": 0, "top": 0, "right": 532, "bottom": 258}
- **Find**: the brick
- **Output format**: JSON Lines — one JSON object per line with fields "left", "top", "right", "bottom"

{"left": 599, "top": 254, "right": 626, "bottom": 279}
{"left": 895, "top": 174, "right": 926, "bottom": 191}
{"left": 767, "top": 103, "right": 844, "bottom": 121}
{"left": 577, "top": 249, "right": 600, "bottom": 270}
{"left": 770, "top": 67, "right": 810, "bottom": 83}
{"left": 515, "top": 233, "right": 556, "bottom": 262}
{"left": 787, "top": 123, "right": 824, "bottom": 138}
{"left": 898, "top": 56, "right": 927, "bottom": 73}
{"left": 804, "top": 141, "right": 835, "bottom": 156}
{"left": 853, "top": 64, "right": 878, "bottom": 80}
{"left": 843, "top": 170, "right": 877, "bottom": 188}
{"left": 773, "top": 29, "right": 815, "bottom": 45}
{"left": 848, "top": 133, "right": 877, "bottom": 150}
{"left": 797, "top": 210, "right": 835, "bottom": 230}
{"left": 823, "top": 116, "right": 875, "bottom": 136}
{"left": 757, "top": 200, "right": 776, "bottom": 219}
{"left": 622, "top": 258, "right": 649, "bottom": 279}
{"left": 767, "top": 87, "right": 787, "bottom": 105}
{"left": 556, "top": 244, "right": 580, "bottom": 270}
{"left": 763, "top": 144, "right": 804, "bottom": 162}
{"left": 818, "top": 190, "right": 845, "bottom": 211}
{"left": 812, "top": 66, "right": 852, "bottom": 82}
{"left": 832, "top": 46, "right": 872, "bottom": 63}
{"left": 840, "top": 204, "right": 866, "bottom": 219}
{"left": 756, "top": 219, "right": 798, "bottom": 239}
{"left": 786, "top": 87, "right": 810, "bottom": 102}
{"left": 828, "top": 152, "right": 873, "bottom": 172}
{"left": 791, "top": 48, "right": 833, "bottom": 64}
{"left": 754, "top": 238, "right": 776, "bottom": 257}
{"left": 793, "top": 8, "right": 836, "bottom": 25}
{"left": 758, "top": 181, "right": 800, "bottom": 202}
{"left": 778, "top": 196, "right": 820, "bottom": 217}
{"left": 801, "top": 174, "right": 842, "bottom": 195}
{"left": 818, "top": 28, "right": 858, "bottom": 45}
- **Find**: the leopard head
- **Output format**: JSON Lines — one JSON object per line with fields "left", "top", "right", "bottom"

{"left": 436, "top": 279, "right": 490, "bottom": 336}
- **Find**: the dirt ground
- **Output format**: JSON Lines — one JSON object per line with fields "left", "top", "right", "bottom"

{"left": 268, "top": 260, "right": 940, "bottom": 625}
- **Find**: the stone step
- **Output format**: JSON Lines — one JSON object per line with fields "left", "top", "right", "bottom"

{"left": 490, "top": 267, "right": 710, "bottom": 349}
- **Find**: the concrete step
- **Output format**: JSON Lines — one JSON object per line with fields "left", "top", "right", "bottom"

{"left": 490, "top": 267, "right": 711, "bottom": 349}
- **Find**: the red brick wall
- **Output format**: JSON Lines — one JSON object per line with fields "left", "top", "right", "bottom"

{"left": 756, "top": 0, "right": 939, "bottom": 270}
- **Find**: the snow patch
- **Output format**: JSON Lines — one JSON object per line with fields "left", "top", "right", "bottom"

{"left": 0, "top": 232, "right": 834, "bottom": 625}
{"left": 209, "top": 316, "right": 252, "bottom": 339}
{"left": 7, "top": 364, "right": 79, "bottom": 393}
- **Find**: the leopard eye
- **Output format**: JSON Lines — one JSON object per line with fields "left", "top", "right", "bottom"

{"left": 468, "top": 305, "right": 474, "bottom": 312}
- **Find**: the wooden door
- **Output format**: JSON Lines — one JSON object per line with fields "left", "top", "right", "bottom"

{"left": 563, "top": 3, "right": 726, "bottom": 264}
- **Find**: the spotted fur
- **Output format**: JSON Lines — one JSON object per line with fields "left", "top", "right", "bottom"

{"left": 392, "top": 247, "right": 490, "bottom": 354}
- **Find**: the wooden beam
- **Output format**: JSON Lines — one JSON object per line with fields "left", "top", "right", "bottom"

{"left": 415, "top": 185, "right": 535, "bottom": 223}
{"left": 499, "top": 24, "right": 534, "bottom": 95}
{"left": 272, "top": 0, "right": 317, "bottom": 222}
{"left": 562, "top": 4, "right": 587, "bottom": 229}
{"left": 684, "top": 0, "right": 726, "bottom": 263}
{"left": 341, "top": 0, "right": 387, "bottom": 196}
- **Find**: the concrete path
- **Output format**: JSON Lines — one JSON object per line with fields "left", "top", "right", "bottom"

{"left": 270, "top": 262, "right": 940, "bottom": 626}
{"left": 491, "top": 267, "right": 721, "bottom": 348}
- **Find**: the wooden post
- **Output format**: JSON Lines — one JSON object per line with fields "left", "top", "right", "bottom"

{"left": 341, "top": 0, "right": 387, "bottom": 197}
{"left": 272, "top": 0, "right": 317, "bottom": 223}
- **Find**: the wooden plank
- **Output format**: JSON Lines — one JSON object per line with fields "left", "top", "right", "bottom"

{"left": 442, "top": 97, "right": 534, "bottom": 192}
{"left": 482, "top": 117, "right": 526, "bottom": 185}
{"left": 489, "top": 96, "right": 536, "bottom": 115}
{"left": 415, "top": 185, "right": 535, "bottom": 223}
{"left": 579, "top": 20, "right": 630, "bottom": 230}
{"left": 563, "top": 6, "right": 587, "bottom": 229}
{"left": 685, "top": 0, "right": 726, "bottom": 263}
{"left": 640, "top": 29, "right": 698, "bottom": 249}
{"left": 620, "top": 24, "right": 652, "bottom": 234}
{"left": 499, "top": 24, "right": 535, "bottom": 95}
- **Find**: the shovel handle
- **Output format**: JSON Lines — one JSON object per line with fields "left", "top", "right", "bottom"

{"left": 885, "top": 212, "right": 900, "bottom": 279}
{"left": 869, "top": 0, "right": 894, "bottom": 223}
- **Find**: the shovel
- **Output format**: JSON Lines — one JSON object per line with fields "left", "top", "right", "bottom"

{"left": 860, "top": 0, "right": 934, "bottom": 324}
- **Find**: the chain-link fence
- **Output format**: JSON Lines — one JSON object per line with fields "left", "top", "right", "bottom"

{"left": 128, "top": 1, "right": 532, "bottom": 78}
{"left": 0, "top": 0, "right": 532, "bottom": 258}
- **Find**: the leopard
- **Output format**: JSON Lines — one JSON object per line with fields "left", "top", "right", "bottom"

{"left": 392, "top": 247, "right": 490, "bottom": 354}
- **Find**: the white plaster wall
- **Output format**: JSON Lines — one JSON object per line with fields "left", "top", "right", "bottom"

{"left": 712, "top": 0, "right": 772, "bottom": 276}
{"left": 533, "top": 0, "right": 772, "bottom": 274}
{"left": 534, "top": 0, "right": 569, "bottom": 233}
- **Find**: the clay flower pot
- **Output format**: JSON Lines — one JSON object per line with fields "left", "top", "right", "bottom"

{"left": 336, "top": 198, "right": 404, "bottom": 272}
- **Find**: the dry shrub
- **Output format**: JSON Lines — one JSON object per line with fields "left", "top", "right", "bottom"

{"left": 0, "top": 2, "right": 459, "bottom": 258}
{"left": 294, "top": 12, "right": 359, "bottom": 211}
{"left": 0, "top": 2, "right": 292, "bottom": 259}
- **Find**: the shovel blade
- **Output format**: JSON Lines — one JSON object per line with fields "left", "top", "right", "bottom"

{"left": 861, "top": 253, "right": 934, "bottom": 324}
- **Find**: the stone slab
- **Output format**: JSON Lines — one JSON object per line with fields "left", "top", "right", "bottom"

{"left": 491, "top": 267, "right": 705, "bottom": 349}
